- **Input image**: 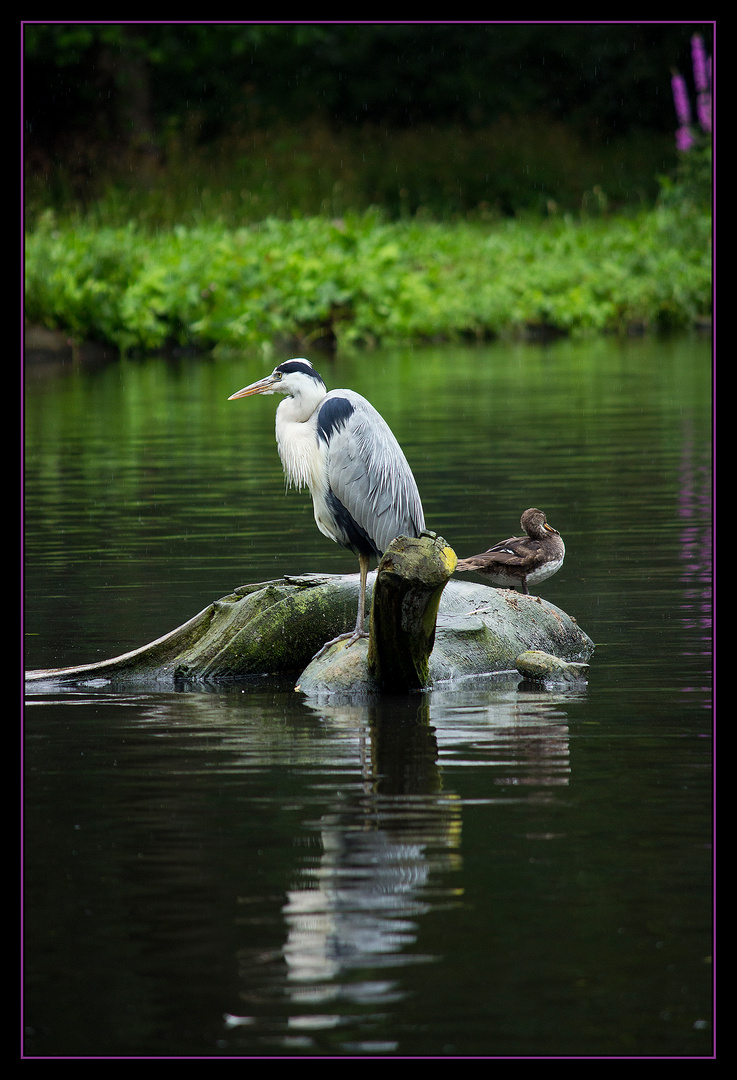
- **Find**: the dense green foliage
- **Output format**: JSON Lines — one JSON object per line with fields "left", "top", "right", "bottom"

{"left": 23, "top": 24, "right": 712, "bottom": 351}
{"left": 25, "top": 201, "right": 711, "bottom": 353}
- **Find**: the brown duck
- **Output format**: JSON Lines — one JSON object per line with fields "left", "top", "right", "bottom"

{"left": 455, "top": 508, "right": 565, "bottom": 594}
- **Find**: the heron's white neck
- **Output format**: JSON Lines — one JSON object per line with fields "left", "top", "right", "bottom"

{"left": 276, "top": 379, "right": 326, "bottom": 425}
{"left": 274, "top": 383, "right": 327, "bottom": 492}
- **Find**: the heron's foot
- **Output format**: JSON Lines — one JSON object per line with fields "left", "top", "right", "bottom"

{"left": 311, "top": 628, "right": 369, "bottom": 661}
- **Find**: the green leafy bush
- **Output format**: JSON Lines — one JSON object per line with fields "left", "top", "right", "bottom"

{"left": 25, "top": 204, "right": 711, "bottom": 353}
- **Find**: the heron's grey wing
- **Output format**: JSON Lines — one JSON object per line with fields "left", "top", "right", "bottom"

{"left": 322, "top": 391, "right": 425, "bottom": 554}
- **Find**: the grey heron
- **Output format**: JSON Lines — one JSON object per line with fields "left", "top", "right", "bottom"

{"left": 455, "top": 508, "right": 565, "bottom": 594}
{"left": 228, "top": 358, "right": 425, "bottom": 648}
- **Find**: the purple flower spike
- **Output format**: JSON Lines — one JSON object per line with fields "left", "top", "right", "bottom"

{"left": 676, "top": 126, "right": 695, "bottom": 153}
{"left": 697, "top": 95, "right": 712, "bottom": 135}
{"left": 690, "top": 35, "right": 712, "bottom": 135}
{"left": 691, "top": 34, "right": 709, "bottom": 93}
{"left": 671, "top": 73, "right": 692, "bottom": 127}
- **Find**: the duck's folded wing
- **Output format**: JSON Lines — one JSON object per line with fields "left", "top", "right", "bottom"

{"left": 457, "top": 540, "right": 542, "bottom": 572}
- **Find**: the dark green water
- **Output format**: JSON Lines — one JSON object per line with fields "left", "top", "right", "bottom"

{"left": 23, "top": 337, "right": 713, "bottom": 1058}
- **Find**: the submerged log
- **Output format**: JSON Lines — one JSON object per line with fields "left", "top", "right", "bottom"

{"left": 25, "top": 533, "right": 594, "bottom": 693}
{"left": 25, "top": 575, "right": 366, "bottom": 686}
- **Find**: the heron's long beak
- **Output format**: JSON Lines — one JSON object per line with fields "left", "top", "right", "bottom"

{"left": 228, "top": 374, "right": 279, "bottom": 400}
{"left": 544, "top": 523, "right": 557, "bottom": 533}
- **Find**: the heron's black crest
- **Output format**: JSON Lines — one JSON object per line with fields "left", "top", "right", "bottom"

{"left": 316, "top": 395, "right": 355, "bottom": 445}
{"left": 276, "top": 359, "right": 325, "bottom": 384}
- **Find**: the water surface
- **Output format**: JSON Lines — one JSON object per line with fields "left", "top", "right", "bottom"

{"left": 23, "top": 337, "right": 713, "bottom": 1058}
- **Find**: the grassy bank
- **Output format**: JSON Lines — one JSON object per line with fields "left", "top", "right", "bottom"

{"left": 25, "top": 117, "right": 677, "bottom": 227}
{"left": 24, "top": 200, "right": 711, "bottom": 354}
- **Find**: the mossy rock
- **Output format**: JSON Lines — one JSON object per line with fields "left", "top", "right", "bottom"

{"left": 26, "top": 573, "right": 594, "bottom": 694}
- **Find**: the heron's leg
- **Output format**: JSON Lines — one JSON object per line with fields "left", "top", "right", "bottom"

{"left": 311, "top": 553, "right": 371, "bottom": 659}
{"left": 352, "top": 551, "right": 371, "bottom": 638}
